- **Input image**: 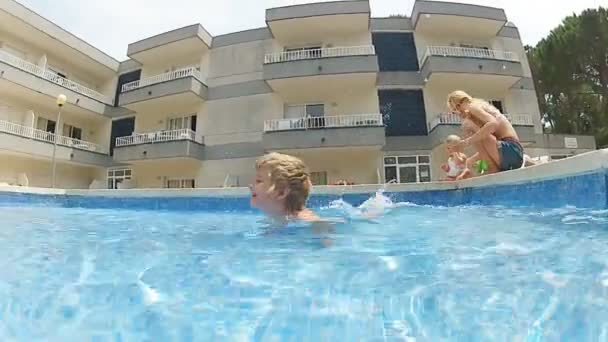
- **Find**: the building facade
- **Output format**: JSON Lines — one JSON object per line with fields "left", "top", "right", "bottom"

{"left": 0, "top": 0, "right": 597, "bottom": 189}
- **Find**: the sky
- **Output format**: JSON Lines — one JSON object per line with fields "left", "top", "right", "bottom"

{"left": 17, "top": 0, "right": 604, "bottom": 61}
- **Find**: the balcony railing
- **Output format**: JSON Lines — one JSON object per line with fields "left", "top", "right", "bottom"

{"left": 423, "top": 46, "right": 519, "bottom": 65}
{"left": 115, "top": 128, "right": 203, "bottom": 147}
{"left": 0, "top": 49, "right": 112, "bottom": 104}
{"left": 0, "top": 119, "right": 107, "bottom": 153}
{"left": 264, "top": 113, "right": 383, "bottom": 132}
{"left": 428, "top": 113, "right": 534, "bottom": 131}
{"left": 121, "top": 67, "right": 202, "bottom": 92}
{"left": 264, "top": 45, "right": 376, "bottom": 64}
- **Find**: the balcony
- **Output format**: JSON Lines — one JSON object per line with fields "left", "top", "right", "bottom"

{"left": 0, "top": 50, "right": 113, "bottom": 115}
{"left": 421, "top": 46, "right": 524, "bottom": 89}
{"left": 422, "top": 46, "right": 519, "bottom": 64}
{"left": 0, "top": 120, "right": 111, "bottom": 166}
{"left": 264, "top": 45, "right": 376, "bottom": 64}
{"left": 113, "top": 128, "right": 205, "bottom": 162}
{"left": 428, "top": 113, "right": 533, "bottom": 130}
{"left": 412, "top": 1, "right": 507, "bottom": 38}
{"left": 118, "top": 67, "right": 208, "bottom": 110}
{"left": 266, "top": 1, "right": 370, "bottom": 44}
{"left": 263, "top": 45, "right": 378, "bottom": 99}
{"left": 127, "top": 24, "right": 211, "bottom": 65}
{"left": 263, "top": 114, "right": 386, "bottom": 150}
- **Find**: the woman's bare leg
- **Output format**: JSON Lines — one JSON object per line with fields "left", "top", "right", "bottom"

{"left": 472, "top": 135, "right": 501, "bottom": 174}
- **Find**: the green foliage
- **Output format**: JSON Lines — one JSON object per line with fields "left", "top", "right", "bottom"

{"left": 527, "top": 7, "right": 608, "bottom": 146}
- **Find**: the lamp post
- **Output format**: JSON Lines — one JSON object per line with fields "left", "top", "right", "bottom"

{"left": 51, "top": 94, "right": 67, "bottom": 188}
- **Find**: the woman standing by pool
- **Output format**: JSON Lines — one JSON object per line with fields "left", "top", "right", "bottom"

{"left": 447, "top": 90, "right": 524, "bottom": 174}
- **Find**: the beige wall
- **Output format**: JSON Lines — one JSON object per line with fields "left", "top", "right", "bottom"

{"left": 0, "top": 32, "right": 115, "bottom": 98}
{"left": 130, "top": 159, "right": 202, "bottom": 188}
{"left": 207, "top": 39, "right": 270, "bottom": 86}
{"left": 203, "top": 93, "right": 282, "bottom": 145}
{"left": 0, "top": 154, "right": 97, "bottom": 188}
{"left": 281, "top": 86, "right": 379, "bottom": 116}
{"left": 196, "top": 157, "right": 257, "bottom": 188}
{"left": 128, "top": 158, "right": 258, "bottom": 189}
{"left": 134, "top": 103, "right": 204, "bottom": 133}
{"left": 271, "top": 31, "right": 372, "bottom": 52}
{"left": 504, "top": 89, "right": 543, "bottom": 133}
{"left": 284, "top": 148, "right": 383, "bottom": 185}
{"left": 491, "top": 36, "right": 532, "bottom": 77}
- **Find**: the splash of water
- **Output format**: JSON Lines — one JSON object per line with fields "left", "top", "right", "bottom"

{"left": 328, "top": 188, "right": 410, "bottom": 220}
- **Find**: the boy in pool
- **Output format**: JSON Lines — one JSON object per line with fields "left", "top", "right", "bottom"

{"left": 441, "top": 135, "right": 472, "bottom": 181}
{"left": 250, "top": 152, "right": 319, "bottom": 222}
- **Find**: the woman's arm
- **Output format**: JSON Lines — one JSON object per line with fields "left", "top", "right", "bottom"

{"left": 466, "top": 152, "right": 480, "bottom": 169}
{"left": 462, "top": 104, "right": 498, "bottom": 146}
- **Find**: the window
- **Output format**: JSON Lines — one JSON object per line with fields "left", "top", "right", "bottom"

{"left": 47, "top": 65, "right": 67, "bottom": 79}
{"left": 107, "top": 168, "right": 132, "bottom": 189}
{"left": 285, "top": 46, "right": 322, "bottom": 59}
{"left": 488, "top": 100, "right": 505, "bottom": 113}
{"left": 37, "top": 117, "right": 56, "bottom": 133}
{"left": 384, "top": 155, "right": 431, "bottom": 183}
{"left": 310, "top": 171, "right": 328, "bottom": 186}
{"left": 285, "top": 104, "right": 325, "bottom": 129}
{"left": 167, "top": 114, "right": 196, "bottom": 131}
{"left": 63, "top": 124, "right": 83, "bottom": 140}
{"left": 285, "top": 104, "right": 325, "bottom": 118}
{"left": 166, "top": 179, "right": 195, "bottom": 189}
{"left": 460, "top": 44, "right": 490, "bottom": 50}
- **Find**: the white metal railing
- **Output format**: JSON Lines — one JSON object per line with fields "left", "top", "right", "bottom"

{"left": 428, "top": 113, "right": 534, "bottom": 131}
{"left": 0, "top": 49, "right": 112, "bottom": 104}
{"left": 115, "top": 128, "right": 202, "bottom": 147}
{"left": 264, "top": 113, "right": 383, "bottom": 132}
{"left": 264, "top": 45, "right": 376, "bottom": 64}
{"left": 0, "top": 119, "right": 107, "bottom": 153}
{"left": 506, "top": 114, "right": 534, "bottom": 126}
{"left": 423, "top": 46, "right": 519, "bottom": 65}
{"left": 121, "top": 67, "right": 202, "bottom": 92}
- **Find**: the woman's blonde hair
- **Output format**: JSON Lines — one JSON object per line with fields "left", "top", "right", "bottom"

{"left": 447, "top": 90, "right": 473, "bottom": 113}
{"left": 255, "top": 152, "right": 311, "bottom": 213}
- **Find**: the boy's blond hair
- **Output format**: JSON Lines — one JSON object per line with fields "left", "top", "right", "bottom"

{"left": 445, "top": 134, "right": 462, "bottom": 145}
{"left": 255, "top": 152, "right": 311, "bottom": 213}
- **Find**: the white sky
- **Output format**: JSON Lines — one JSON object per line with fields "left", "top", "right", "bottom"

{"left": 17, "top": 0, "right": 604, "bottom": 61}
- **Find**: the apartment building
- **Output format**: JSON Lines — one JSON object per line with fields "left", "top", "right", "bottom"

{"left": 0, "top": 0, "right": 597, "bottom": 189}
{"left": 0, "top": 0, "right": 121, "bottom": 188}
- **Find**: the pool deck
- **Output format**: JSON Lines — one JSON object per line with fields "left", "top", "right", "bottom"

{"left": 0, "top": 149, "right": 607, "bottom": 209}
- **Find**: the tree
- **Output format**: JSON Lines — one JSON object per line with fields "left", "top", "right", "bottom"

{"left": 527, "top": 7, "right": 608, "bottom": 146}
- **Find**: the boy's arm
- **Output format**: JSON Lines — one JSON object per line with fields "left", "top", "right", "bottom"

{"left": 455, "top": 168, "right": 471, "bottom": 181}
{"left": 466, "top": 152, "right": 480, "bottom": 169}
{"left": 455, "top": 152, "right": 468, "bottom": 164}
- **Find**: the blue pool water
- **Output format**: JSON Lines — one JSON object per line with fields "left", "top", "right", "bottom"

{"left": 1, "top": 191, "right": 608, "bottom": 341}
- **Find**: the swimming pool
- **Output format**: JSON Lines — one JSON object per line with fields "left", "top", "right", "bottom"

{"left": 0, "top": 151, "right": 607, "bottom": 340}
